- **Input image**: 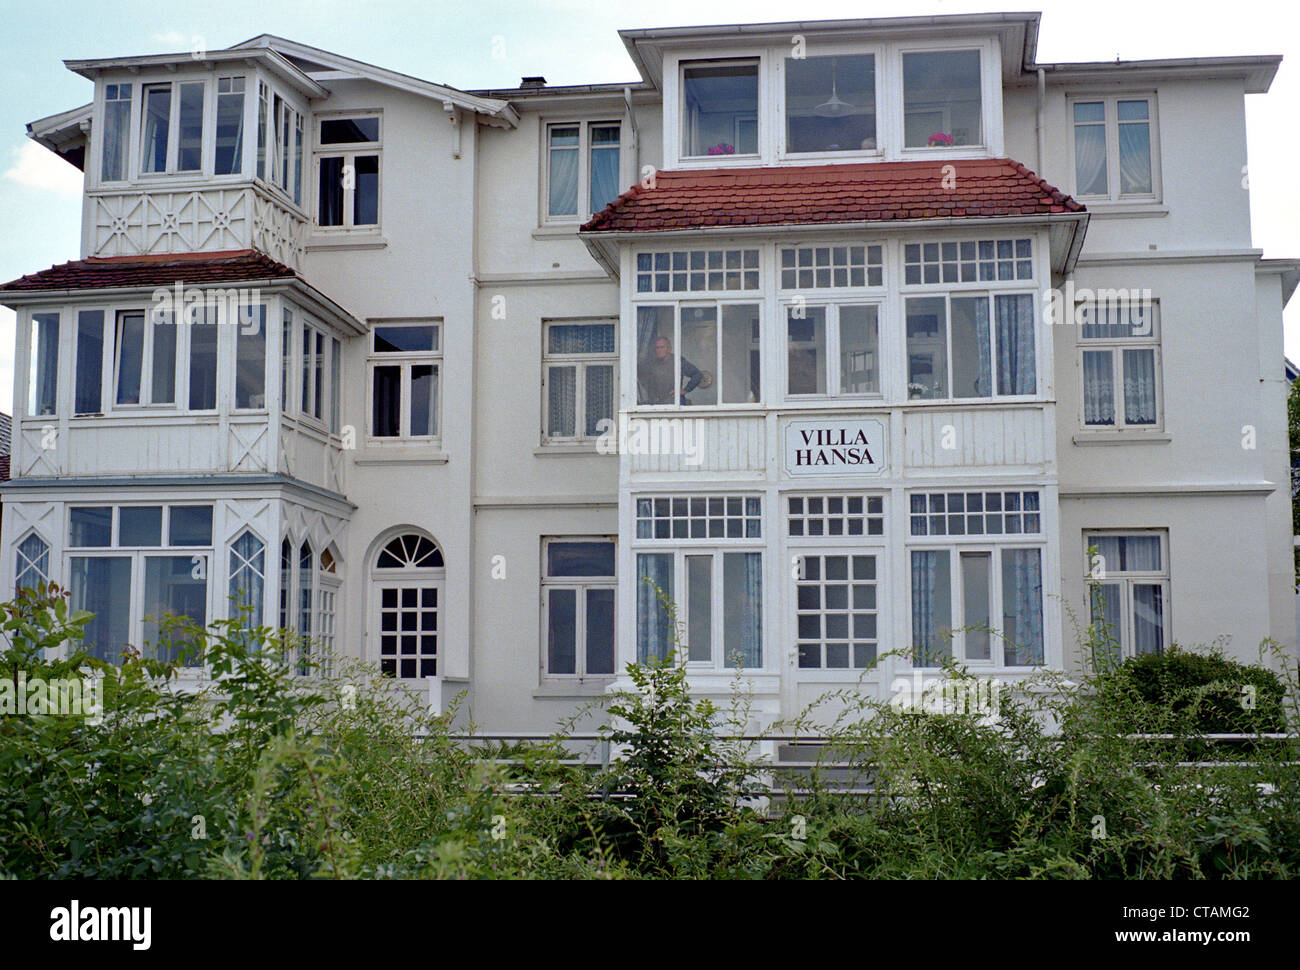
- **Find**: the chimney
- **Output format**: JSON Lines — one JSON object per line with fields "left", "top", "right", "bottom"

{"left": 520, "top": 76, "right": 547, "bottom": 90}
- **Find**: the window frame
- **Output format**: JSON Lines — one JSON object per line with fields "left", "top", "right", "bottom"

{"left": 777, "top": 44, "right": 884, "bottom": 162}
{"left": 897, "top": 45, "right": 987, "bottom": 154}
{"left": 779, "top": 298, "right": 885, "bottom": 402}
{"left": 1076, "top": 299, "right": 1164, "bottom": 432}
{"left": 111, "top": 308, "right": 180, "bottom": 410}
{"left": 676, "top": 55, "right": 764, "bottom": 163}
{"left": 365, "top": 319, "right": 443, "bottom": 443}
{"left": 1083, "top": 530, "right": 1171, "bottom": 660}
{"left": 541, "top": 318, "right": 618, "bottom": 444}
{"left": 369, "top": 531, "right": 445, "bottom": 680}
{"left": 138, "top": 79, "right": 208, "bottom": 177}
{"left": 632, "top": 298, "right": 764, "bottom": 411}
{"left": 540, "top": 536, "right": 617, "bottom": 682}
{"left": 1067, "top": 93, "right": 1161, "bottom": 203}
{"left": 541, "top": 118, "right": 623, "bottom": 225}
{"left": 313, "top": 111, "right": 383, "bottom": 232}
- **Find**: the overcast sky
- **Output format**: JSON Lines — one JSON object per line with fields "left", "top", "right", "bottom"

{"left": 1, "top": 0, "right": 1298, "bottom": 413}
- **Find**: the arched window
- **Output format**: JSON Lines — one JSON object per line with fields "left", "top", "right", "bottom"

{"left": 228, "top": 530, "right": 265, "bottom": 627}
{"left": 371, "top": 531, "right": 444, "bottom": 679}
{"left": 15, "top": 533, "right": 50, "bottom": 593}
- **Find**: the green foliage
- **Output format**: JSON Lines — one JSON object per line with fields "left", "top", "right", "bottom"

{"left": 0, "top": 584, "right": 1297, "bottom": 880}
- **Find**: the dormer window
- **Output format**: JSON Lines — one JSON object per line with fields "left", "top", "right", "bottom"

{"left": 140, "top": 80, "right": 204, "bottom": 174}
{"left": 681, "top": 60, "right": 758, "bottom": 158}
{"left": 902, "top": 49, "right": 983, "bottom": 149}
{"left": 784, "top": 54, "right": 877, "bottom": 154}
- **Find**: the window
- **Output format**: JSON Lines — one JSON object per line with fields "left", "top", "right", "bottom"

{"left": 1072, "top": 96, "right": 1157, "bottom": 201}
{"left": 214, "top": 77, "right": 245, "bottom": 176}
{"left": 329, "top": 338, "right": 342, "bottom": 433}
{"left": 788, "top": 494, "right": 883, "bottom": 538}
{"left": 113, "top": 309, "right": 177, "bottom": 407}
{"left": 784, "top": 54, "right": 877, "bottom": 154}
{"left": 1079, "top": 299, "right": 1161, "bottom": 429}
{"left": 779, "top": 245, "right": 883, "bottom": 290}
{"left": 543, "top": 321, "right": 616, "bottom": 441}
{"left": 228, "top": 530, "right": 265, "bottom": 628}
{"left": 15, "top": 533, "right": 50, "bottom": 593}
{"left": 909, "top": 490, "right": 1042, "bottom": 537}
{"left": 28, "top": 312, "right": 59, "bottom": 418}
{"left": 545, "top": 121, "right": 621, "bottom": 220}
{"left": 369, "top": 322, "right": 440, "bottom": 440}
{"left": 904, "top": 239, "right": 1033, "bottom": 285}
{"left": 67, "top": 504, "right": 213, "bottom": 665}
{"left": 910, "top": 546, "right": 1043, "bottom": 667}
{"left": 543, "top": 538, "right": 616, "bottom": 678}
{"left": 235, "top": 305, "right": 267, "bottom": 409}
{"left": 785, "top": 304, "right": 880, "bottom": 397}
{"left": 636, "top": 248, "right": 760, "bottom": 294}
{"left": 317, "top": 114, "right": 380, "bottom": 228}
{"left": 796, "top": 553, "right": 879, "bottom": 669}
{"left": 318, "top": 548, "right": 339, "bottom": 669}
{"left": 634, "top": 495, "right": 763, "bottom": 670}
{"left": 101, "top": 83, "right": 131, "bottom": 182}
{"left": 636, "top": 303, "right": 761, "bottom": 406}
{"left": 188, "top": 307, "right": 218, "bottom": 410}
{"left": 372, "top": 533, "right": 444, "bottom": 679}
{"left": 682, "top": 60, "right": 758, "bottom": 157}
{"left": 297, "top": 540, "right": 313, "bottom": 671}
{"left": 301, "top": 322, "right": 327, "bottom": 422}
{"left": 1086, "top": 532, "right": 1169, "bottom": 661}
{"left": 258, "top": 84, "right": 305, "bottom": 202}
{"left": 74, "top": 311, "right": 105, "bottom": 414}
{"left": 902, "top": 49, "right": 982, "bottom": 148}
{"left": 905, "top": 293, "right": 1037, "bottom": 400}
{"left": 140, "top": 81, "right": 204, "bottom": 174}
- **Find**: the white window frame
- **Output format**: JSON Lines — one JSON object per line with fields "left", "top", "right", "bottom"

{"left": 365, "top": 319, "right": 442, "bottom": 443}
{"left": 675, "top": 55, "right": 764, "bottom": 163}
{"left": 777, "top": 43, "right": 884, "bottom": 162}
{"left": 138, "top": 78, "right": 207, "bottom": 177}
{"left": 313, "top": 111, "right": 383, "bottom": 231}
{"left": 541, "top": 119, "right": 622, "bottom": 224}
{"left": 111, "top": 308, "right": 178, "bottom": 410}
{"left": 541, "top": 536, "right": 617, "bottom": 682}
{"left": 1076, "top": 299, "right": 1163, "bottom": 432}
{"left": 369, "top": 532, "right": 445, "bottom": 681}
{"left": 895, "top": 44, "right": 990, "bottom": 156}
{"left": 780, "top": 299, "right": 885, "bottom": 402}
{"left": 631, "top": 299, "right": 764, "bottom": 411}
{"left": 1083, "top": 530, "right": 1171, "bottom": 660}
{"left": 541, "top": 318, "right": 618, "bottom": 444}
{"left": 1068, "top": 93, "right": 1161, "bottom": 203}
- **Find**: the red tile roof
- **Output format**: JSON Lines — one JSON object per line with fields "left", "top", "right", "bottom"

{"left": 582, "top": 158, "right": 1084, "bottom": 233}
{"left": 0, "top": 250, "right": 297, "bottom": 293}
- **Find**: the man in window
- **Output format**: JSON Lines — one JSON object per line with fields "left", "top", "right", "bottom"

{"left": 638, "top": 336, "right": 702, "bottom": 405}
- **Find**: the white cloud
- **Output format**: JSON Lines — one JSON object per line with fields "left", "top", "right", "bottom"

{"left": 150, "top": 30, "right": 192, "bottom": 48}
{"left": 2, "top": 141, "right": 82, "bottom": 196}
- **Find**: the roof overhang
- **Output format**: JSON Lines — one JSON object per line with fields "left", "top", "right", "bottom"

{"left": 580, "top": 210, "right": 1091, "bottom": 282}
{"left": 229, "top": 34, "right": 519, "bottom": 126}
{"left": 1037, "top": 55, "right": 1282, "bottom": 94}
{"left": 26, "top": 102, "right": 92, "bottom": 171}
{"left": 1257, "top": 258, "right": 1300, "bottom": 308}
{"left": 66, "top": 47, "right": 330, "bottom": 101}
{"left": 620, "top": 12, "right": 1041, "bottom": 89}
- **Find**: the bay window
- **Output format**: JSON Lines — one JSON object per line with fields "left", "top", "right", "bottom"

{"left": 317, "top": 115, "right": 380, "bottom": 228}
{"left": 635, "top": 302, "right": 761, "bottom": 406}
{"left": 545, "top": 121, "right": 621, "bottom": 220}
{"left": 1079, "top": 299, "right": 1161, "bottom": 429}
{"left": 902, "top": 49, "right": 982, "bottom": 148}
{"left": 258, "top": 84, "right": 305, "bottom": 203}
{"left": 543, "top": 538, "right": 616, "bottom": 678}
{"left": 784, "top": 54, "right": 877, "bottom": 154}
{"left": 785, "top": 303, "right": 880, "bottom": 398}
{"left": 682, "top": 60, "right": 758, "bottom": 158}
{"left": 1071, "top": 96, "right": 1158, "bottom": 201}
{"left": 905, "top": 291, "right": 1037, "bottom": 400}
{"left": 543, "top": 320, "right": 617, "bottom": 442}
{"left": 1086, "top": 531, "right": 1169, "bottom": 662}
{"left": 368, "top": 321, "right": 440, "bottom": 440}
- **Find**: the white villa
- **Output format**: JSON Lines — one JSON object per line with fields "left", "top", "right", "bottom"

{"left": 1, "top": 11, "right": 1296, "bottom": 732}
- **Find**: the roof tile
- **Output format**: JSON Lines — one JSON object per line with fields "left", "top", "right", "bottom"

{"left": 0, "top": 249, "right": 297, "bottom": 293}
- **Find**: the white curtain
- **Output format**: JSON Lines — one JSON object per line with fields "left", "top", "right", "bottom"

{"left": 1123, "top": 349, "right": 1157, "bottom": 424}
{"left": 1074, "top": 123, "right": 1108, "bottom": 195}
{"left": 546, "top": 365, "right": 576, "bottom": 437}
{"left": 548, "top": 147, "right": 579, "bottom": 216}
{"left": 1119, "top": 123, "right": 1153, "bottom": 195}
{"left": 995, "top": 294, "right": 1036, "bottom": 395}
{"left": 1082, "top": 351, "right": 1115, "bottom": 425}
{"left": 1132, "top": 584, "right": 1165, "bottom": 654}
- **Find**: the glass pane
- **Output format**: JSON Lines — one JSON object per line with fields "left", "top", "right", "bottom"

{"left": 902, "top": 50, "right": 982, "bottom": 148}
{"left": 235, "top": 306, "right": 266, "bottom": 408}
{"left": 589, "top": 125, "right": 621, "bottom": 214}
{"left": 75, "top": 310, "right": 104, "bottom": 414}
{"left": 686, "top": 555, "right": 712, "bottom": 662}
{"left": 585, "top": 588, "right": 615, "bottom": 675}
{"left": 354, "top": 155, "right": 379, "bottom": 225}
{"left": 69, "top": 557, "right": 132, "bottom": 663}
{"left": 911, "top": 550, "right": 951, "bottom": 665}
{"left": 1089, "top": 582, "right": 1123, "bottom": 666}
{"left": 1122, "top": 349, "right": 1158, "bottom": 425}
{"left": 1118, "top": 100, "right": 1149, "bottom": 121}
{"left": 839, "top": 305, "right": 878, "bottom": 394}
{"left": 1073, "top": 101, "right": 1105, "bottom": 123}
{"left": 143, "top": 555, "right": 208, "bottom": 664}
{"left": 1119, "top": 119, "right": 1152, "bottom": 194}
{"left": 229, "top": 531, "right": 265, "bottom": 629}
{"left": 188, "top": 313, "right": 218, "bottom": 409}
{"left": 1132, "top": 584, "right": 1165, "bottom": 655}
{"left": 372, "top": 365, "right": 401, "bottom": 436}
{"left": 787, "top": 306, "right": 827, "bottom": 395}
{"left": 215, "top": 83, "right": 245, "bottom": 175}
{"left": 636, "top": 553, "right": 674, "bottom": 662}
{"left": 680, "top": 306, "right": 718, "bottom": 406}
{"left": 1082, "top": 351, "right": 1116, "bottom": 426}
{"left": 320, "top": 117, "right": 379, "bottom": 143}
{"left": 410, "top": 364, "right": 437, "bottom": 436}
{"left": 548, "top": 541, "right": 615, "bottom": 577}
{"left": 1001, "top": 548, "right": 1044, "bottom": 666}
{"left": 70, "top": 507, "right": 112, "bottom": 547}
{"left": 115, "top": 312, "right": 145, "bottom": 405}
{"left": 29, "top": 313, "right": 59, "bottom": 417}
{"left": 119, "top": 506, "right": 162, "bottom": 547}
{"left": 785, "top": 54, "right": 876, "bottom": 153}
{"left": 548, "top": 126, "right": 579, "bottom": 217}
{"left": 141, "top": 84, "right": 171, "bottom": 173}
{"left": 102, "top": 89, "right": 131, "bottom": 181}
{"left": 721, "top": 303, "right": 760, "bottom": 404}
{"left": 906, "top": 297, "right": 948, "bottom": 400}
{"left": 313, "top": 331, "right": 324, "bottom": 420}
{"left": 150, "top": 313, "right": 176, "bottom": 404}
{"left": 547, "top": 588, "right": 577, "bottom": 674}
{"left": 585, "top": 364, "right": 615, "bottom": 436}
{"left": 318, "top": 156, "right": 344, "bottom": 226}
{"left": 330, "top": 338, "right": 341, "bottom": 433}
{"left": 177, "top": 82, "right": 204, "bottom": 171}
{"left": 548, "top": 323, "right": 615, "bottom": 355}
{"left": 1074, "top": 121, "right": 1109, "bottom": 196}
{"left": 169, "top": 506, "right": 213, "bottom": 546}
{"left": 950, "top": 296, "right": 991, "bottom": 398}
{"left": 960, "top": 551, "right": 991, "bottom": 660}
{"left": 635, "top": 306, "right": 676, "bottom": 405}
{"left": 994, "top": 294, "right": 1037, "bottom": 396}
{"left": 546, "top": 365, "right": 576, "bottom": 437}
{"left": 722, "top": 552, "right": 762, "bottom": 668}
{"left": 682, "top": 62, "right": 758, "bottom": 156}
{"left": 374, "top": 325, "right": 436, "bottom": 353}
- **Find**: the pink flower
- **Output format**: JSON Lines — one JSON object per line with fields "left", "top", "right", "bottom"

{"left": 707, "top": 142, "right": 735, "bottom": 155}
{"left": 927, "top": 132, "right": 955, "bottom": 147}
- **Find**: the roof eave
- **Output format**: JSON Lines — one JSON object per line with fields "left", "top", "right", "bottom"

{"left": 1037, "top": 55, "right": 1282, "bottom": 94}
{"left": 65, "top": 48, "right": 329, "bottom": 100}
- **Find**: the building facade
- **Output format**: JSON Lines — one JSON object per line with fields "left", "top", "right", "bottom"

{"left": 2, "top": 12, "right": 1296, "bottom": 733}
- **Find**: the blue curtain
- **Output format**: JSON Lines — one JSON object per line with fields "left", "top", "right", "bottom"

{"left": 910, "top": 550, "right": 950, "bottom": 665}
{"left": 636, "top": 553, "right": 673, "bottom": 662}
{"left": 1002, "top": 548, "right": 1044, "bottom": 665}
{"left": 723, "top": 552, "right": 762, "bottom": 668}
{"left": 973, "top": 296, "right": 992, "bottom": 396}
{"left": 589, "top": 144, "right": 620, "bottom": 214}
{"left": 995, "top": 294, "right": 1036, "bottom": 395}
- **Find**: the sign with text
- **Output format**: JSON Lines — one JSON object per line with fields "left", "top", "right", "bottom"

{"left": 783, "top": 418, "right": 887, "bottom": 477}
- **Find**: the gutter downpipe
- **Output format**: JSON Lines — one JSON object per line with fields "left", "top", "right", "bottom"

{"left": 1036, "top": 67, "right": 1047, "bottom": 175}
